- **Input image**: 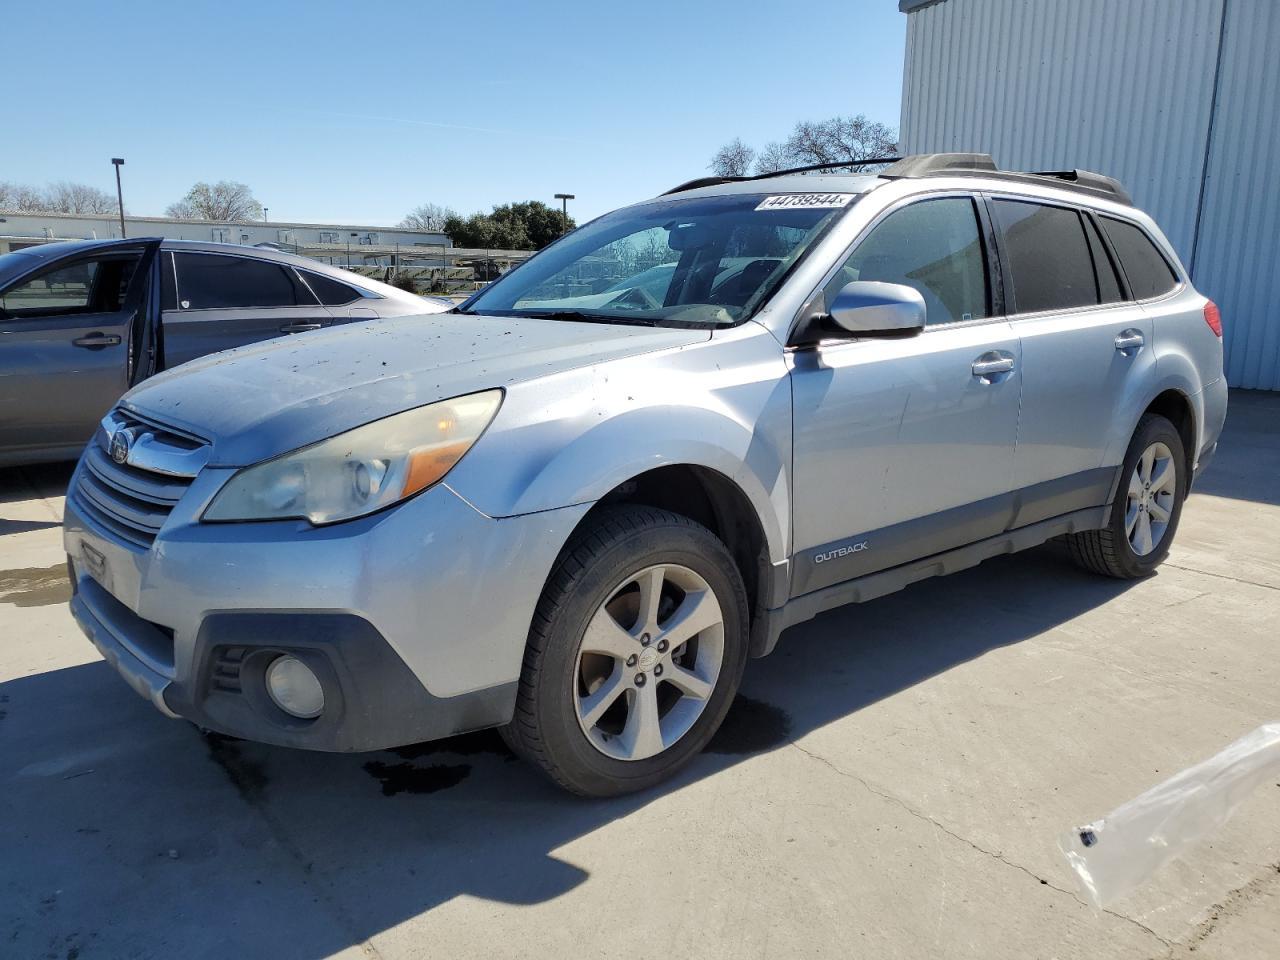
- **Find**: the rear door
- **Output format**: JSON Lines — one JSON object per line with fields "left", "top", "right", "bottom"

{"left": 162, "top": 251, "right": 331, "bottom": 367}
{"left": 990, "top": 197, "right": 1153, "bottom": 523}
{"left": 0, "top": 239, "right": 160, "bottom": 458}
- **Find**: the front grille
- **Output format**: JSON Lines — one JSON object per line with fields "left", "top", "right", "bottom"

{"left": 73, "top": 409, "right": 209, "bottom": 549}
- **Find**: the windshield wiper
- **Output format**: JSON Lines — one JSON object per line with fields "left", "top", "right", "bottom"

{"left": 516, "top": 310, "right": 659, "bottom": 327}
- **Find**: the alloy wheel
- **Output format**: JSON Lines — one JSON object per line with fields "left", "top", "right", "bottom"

{"left": 1125, "top": 441, "right": 1177, "bottom": 556}
{"left": 572, "top": 563, "right": 725, "bottom": 761}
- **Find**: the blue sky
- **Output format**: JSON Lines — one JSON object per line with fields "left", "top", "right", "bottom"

{"left": 4, "top": 0, "right": 906, "bottom": 225}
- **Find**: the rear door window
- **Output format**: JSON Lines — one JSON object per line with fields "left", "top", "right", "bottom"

{"left": 826, "top": 196, "right": 991, "bottom": 326}
{"left": 301, "top": 270, "right": 363, "bottom": 305}
{"left": 1100, "top": 216, "right": 1179, "bottom": 300}
{"left": 992, "top": 199, "right": 1098, "bottom": 313}
{"left": 173, "top": 253, "right": 312, "bottom": 310}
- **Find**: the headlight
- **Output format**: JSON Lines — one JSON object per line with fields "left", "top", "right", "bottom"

{"left": 203, "top": 390, "right": 502, "bottom": 525}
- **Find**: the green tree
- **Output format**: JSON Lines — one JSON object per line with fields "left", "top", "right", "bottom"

{"left": 444, "top": 200, "right": 575, "bottom": 250}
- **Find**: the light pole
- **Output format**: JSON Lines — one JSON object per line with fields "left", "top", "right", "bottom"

{"left": 263, "top": 206, "right": 269, "bottom": 222}
{"left": 348, "top": 232, "right": 358, "bottom": 268}
{"left": 554, "top": 193, "right": 575, "bottom": 236}
{"left": 111, "top": 158, "right": 126, "bottom": 238}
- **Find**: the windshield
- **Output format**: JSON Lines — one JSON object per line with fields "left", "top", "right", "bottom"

{"left": 459, "top": 192, "right": 858, "bottom": 327}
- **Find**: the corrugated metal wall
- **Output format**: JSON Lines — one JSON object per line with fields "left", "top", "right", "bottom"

{"left": 901, "top": 0, "right": 1280, "bottom": 389}
{"left": 1191, "top": 0, "right": 1280, "bottom": 390}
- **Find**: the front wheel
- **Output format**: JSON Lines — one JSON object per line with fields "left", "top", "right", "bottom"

{"left": 1067, "top": 413, "right": 1187, "bottom": 579}
{"left": 502, "top": 506, "right": 749, "bottom": 797}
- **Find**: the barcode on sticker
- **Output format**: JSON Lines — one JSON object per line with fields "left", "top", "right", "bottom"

{"left": 755, "top": 194, "right": 856, "bottom": 211}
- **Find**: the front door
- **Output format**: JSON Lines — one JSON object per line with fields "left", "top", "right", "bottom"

{"left": 788, "top": 195, "right": 1022, "bottom": 597}
{"left": 0, "top": 239, "right": 160, "bottom": 459}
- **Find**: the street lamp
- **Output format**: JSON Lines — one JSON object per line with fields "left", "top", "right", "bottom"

{"left": 348, "top": 232, "right": 358, "bottom": 268}
{"left": 263, "top": 206, "right": 269, "bottom": 222}
{"left": 554, "top": 193, "right": 575, "bottom": 236}
{"left": 111, "top": 158, "right": 126, "bottom": 238}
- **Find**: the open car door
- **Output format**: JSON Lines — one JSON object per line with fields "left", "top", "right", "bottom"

{"left": 0, "top": 238, "right": 162, "bottom": 463}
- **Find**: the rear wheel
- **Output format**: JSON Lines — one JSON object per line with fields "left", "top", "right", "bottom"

{"left": 502, "top": 506, "right": 748, "bottom": 797}
{"left": 1067, "top": 414, "right": 1187, "bottom": 579}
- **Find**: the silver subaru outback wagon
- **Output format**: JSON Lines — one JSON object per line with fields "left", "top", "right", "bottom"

{"left": 64, "top": 154, "right": 1227, "bottom": 796}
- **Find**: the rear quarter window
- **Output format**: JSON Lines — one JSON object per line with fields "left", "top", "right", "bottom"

{"left": 301, "top": 270, "right": 363, "bottom": 305}
{"left": 1100, "top": 216, "right": 1180, "bottom": 300}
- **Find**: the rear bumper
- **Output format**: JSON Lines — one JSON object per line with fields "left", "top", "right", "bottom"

{"left": 1191, "top": 376, "right": 1228, "bottom": 490}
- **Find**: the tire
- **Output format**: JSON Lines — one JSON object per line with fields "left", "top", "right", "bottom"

{"left": 1067, "top": 414, "right": 1187, "bottom": 579}
{"left": 502, "top": 505, "right": 749, "bottom": 797}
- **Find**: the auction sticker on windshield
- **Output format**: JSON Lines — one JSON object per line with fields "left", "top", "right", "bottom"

{"left": 755, "top": 194, "right": 856, "bottom": 211}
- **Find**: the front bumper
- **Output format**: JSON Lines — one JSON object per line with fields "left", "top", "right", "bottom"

{"left": 65, "top": 470, "right": 590, "bottom": 751}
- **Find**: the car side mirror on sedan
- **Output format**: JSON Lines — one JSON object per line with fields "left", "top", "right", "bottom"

{"left": 826, "top": 281, "right": 926, "bottom": 338}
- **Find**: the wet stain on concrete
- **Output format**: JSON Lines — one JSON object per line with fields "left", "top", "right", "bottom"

{"left": 0, "top": 564, "right": 71, "bottom": 608}
{"left": 706, "top": 695, "right": 792, "bottom": 755}
{"left": 391, "top": 729, "right": 516, "bottom": 762}
{"left": 203, "top": 733, "right": 269, "bottom": 803}
{"left": 363, "top": 730, "right": 512, "bottom": 795}
{"left": 363, "top": 761, "right": 471, "bottom": 796}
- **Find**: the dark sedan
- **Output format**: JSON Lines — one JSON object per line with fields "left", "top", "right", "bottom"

{"left": 0, "top": 238, "right": 448, "bottom": 466}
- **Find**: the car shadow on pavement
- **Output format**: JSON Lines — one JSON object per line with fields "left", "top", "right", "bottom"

{"left": 0, "top": 542, "right": 1140, "bottom": 958}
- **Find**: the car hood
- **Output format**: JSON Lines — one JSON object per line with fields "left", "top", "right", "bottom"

{"left": 123, "top": 312, "right": 709, "bottom": 466}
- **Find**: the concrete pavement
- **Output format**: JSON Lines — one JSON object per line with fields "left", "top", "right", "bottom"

{"left": 2, "top": 391, "right": 1277, "bottom": 960}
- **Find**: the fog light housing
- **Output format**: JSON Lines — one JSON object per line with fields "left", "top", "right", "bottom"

{"left": 265, "top": 655, "right": 325, "bottom": 719}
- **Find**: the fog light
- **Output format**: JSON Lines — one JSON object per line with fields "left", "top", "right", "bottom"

{"left": 265, "top": 655, "right": 324, "bottom": 719}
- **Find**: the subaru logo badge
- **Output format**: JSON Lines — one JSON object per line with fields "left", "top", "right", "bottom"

{"left": 109, "top": 428, "right": 133, "bottom": 465}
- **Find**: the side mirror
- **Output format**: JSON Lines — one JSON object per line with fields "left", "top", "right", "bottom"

{"left": 826, "top": 281, "right": 925, "bottom": 338}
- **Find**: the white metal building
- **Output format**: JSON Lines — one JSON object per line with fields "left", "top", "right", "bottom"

{"left": 899, "top": 0, "right": 1280, "bottom": 390}
{"left": 0, "top": 211, "right": 451, "bottom": 261}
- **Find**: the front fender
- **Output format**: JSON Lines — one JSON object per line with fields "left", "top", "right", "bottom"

{"left": 444, "top": 328, "right": 793, "bottom": 564}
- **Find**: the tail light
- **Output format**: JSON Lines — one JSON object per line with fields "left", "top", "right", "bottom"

{"left": 1204, "top": 301, "right": 1223, "bottom": 337}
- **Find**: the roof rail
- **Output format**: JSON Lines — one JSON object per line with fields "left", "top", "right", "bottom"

{"left": 662, "top": 157, "right": 902, "bottom": 195}
{"left": 663, "top": 153, "right": 1133, "bottom": 206}
{"left": 1031, "top": 169, "right": 1133, "bottom": 205}
{"left": 882, "top": 153, "right": 997, "bottom": 176}
{"left": 882, "top": 153, "right": 1132, "bottom": 205}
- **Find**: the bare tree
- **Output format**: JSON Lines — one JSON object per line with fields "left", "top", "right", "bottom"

{"left": 44, "top": 181, "right": 118, "bottom": 214}
{"left": 754, "top": 141, "right": 790, "bottom": 175}
{"left": 709, "top": 138, "right": 756, "bottom": 177}
{"left": 783, "top": 115, "right": 898, "bottom": 170}
{"left": 710, "top": 114, "right": 899, "bottom": 179}
{"left": 166, "top": 181, "right": 263, "bottom": 222}
{"left": 0, "top": 180, "right": 118, "bottom": 213}
{"left": 399, "top": 202, "right": 455, "bottom": 231}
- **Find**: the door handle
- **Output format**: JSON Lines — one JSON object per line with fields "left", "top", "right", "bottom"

{"left": 971, "top": 355, "right": 1015, "bottom": 378}
{"left": 279, "top": 322, "right": 324, "bottom": 333}
{"left": 1115, "top": 330, "right": 1145, "bottom": 353}
{"left": 72, "top": 333, "right": 122, "bottom": 348}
